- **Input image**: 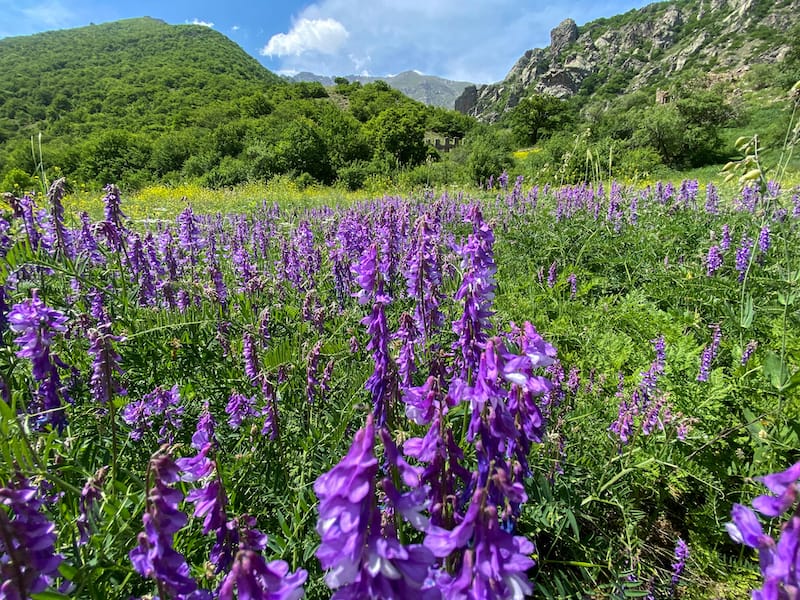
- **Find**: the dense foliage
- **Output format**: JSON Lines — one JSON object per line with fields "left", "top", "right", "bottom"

{"left": 0, "top": 170, "right": 798, "bottom": 598}
{"left": 0, "top": 18, "right": 475, "bottom": 192}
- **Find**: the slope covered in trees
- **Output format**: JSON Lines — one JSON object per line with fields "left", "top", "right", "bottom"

{"left": 0, "top": 18, "right": 475, "bottom": 191}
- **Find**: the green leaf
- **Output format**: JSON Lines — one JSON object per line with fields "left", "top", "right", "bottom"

{"left": 32, "top": 592, "right": 72, "bottom": 600}
{"left": 740, "top": 293, "right": 754, "bottom": 329}
{"left": 764, "top": 352, "right": 790, "bottom": 390}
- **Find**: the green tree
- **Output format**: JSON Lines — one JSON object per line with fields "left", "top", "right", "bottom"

{"left": 427, "top": 106, "right": 475, "bottom": 139}
{"left": 466, "top": 127, "right": 513, "bottom": 184}
{"left": 150, "top": 129, "right": 202, "bottom": 177}
{"left": 78, "top": 129, "right": 152, "bottom": 186}
{"left": 507, "top": 94, "right": 572, "bottom": 145}
{"left": 314, "top": 104, "right": 372, "bottom": 170}
{"left": 272, "top": 117, "right": 332, "bottom": 183}
{"left": 349, "top": 81, "right": 407, "bottom": 122}
{"left": 631, "top": 104, "right": 686, "bottom": 166}
{"left": 366, "top": 105, "right": 427, "bottom": 167}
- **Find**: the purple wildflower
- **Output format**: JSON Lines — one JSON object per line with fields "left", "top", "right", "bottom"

{"left": 697, "top": 324, "right": 721, "bottom": 382}
{"left": 87, "top": 320, "right": 126, "bottom": 405}
{"left": 8, "top": 291, "right": 69, "bottom": 429}
{"left": 225, "top": 392, "right": 259, "bottom": 430}
{"left": 0, "top": 476, "right": 63, "bottom": 599}
{"left": 121, "top": 384, "right": 184, "bottom": 442}
{"left": 219, "top": 547, "right": 307, "bottom": 600}
{"left": 567, "top": 273, "right": 577, "bottom": 299}
{"left": 306, "top": 340, "right": 322, "bottom": 404}
{"left": 498, "top": 170, "right": 509, "bottom": 190}
{"left": 758, "top": 224, "right": 770, "bottom": 256}
{"left": 102, "top": 184, "right": 126, "bottom": 230}
{"left": 78, "top": 213, "right": 105, "bottom": 265}
{"left": 547, "top": 261, "right": 557, "bottom": 289}
{"left": 315, "top": 417, "right": 438, "bottom": 598}
{"left": 425, "top": 488, "right": 535, "bottom": 599}
{"left": 394, "top": 312, "right": 419, "bottom": 391}
{"left": 452, "top": 205, "right": 496, "bottom": 379}
{"left": 735, "top": 235, "right": 753, "bottom": 282}
{"left": 243, "top": 332, "right": 261, "bottom": 386}
{"left": 129, "top": 451, "right": 202, "bottom": 599}
{"left": 705, "top": 182, "right": 719, "bottom": 214}
{"left": 46, "top": 178, "right": 71, "bottom": 258}
{"left": 19, "top": 195, "right": 40, "bottom": 248}
{"left": 727, "top": 461, "right": 800, "bottom": 599}
{"left": 77, "top": 466, "right": 109, "bottom": 544}
{"left": 706, "top": 245, "right": 723, "bottom": 276}
{"left": 8, "top": 291, "right": 67, "bottom": 381}
{"left": 405, "top": 213, "right": 444, "bottom": 343}
{"left": 671, "top": 538, "right": 689, "bottom": 589}
{"left": 720, "top": 224, "right": 731, "bottom": 251}
{"left": 678, "top": 179, "right": 699, "bottom": 207}
{"left": 742, "top": 340, "right": 758, "bottom": 365}
{"left": 314, "top": 418, "right": 378, "bottom": 589}
{"left": 354, "top": 245, "right": 397, "bottom": 426}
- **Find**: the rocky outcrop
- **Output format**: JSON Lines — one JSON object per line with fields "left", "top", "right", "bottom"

{"left": 550, "top": 18, "right": 578, "bottom": 58}
{"left": 454, "top": 85, "right": 478, "bottom": 113}
{"left": 455, "top": 0, "right": 799, "bottom": 121}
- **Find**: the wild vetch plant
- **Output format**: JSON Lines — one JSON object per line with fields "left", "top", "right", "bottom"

{"left": 0, "top": 167, "right": 798, "bottom": 599}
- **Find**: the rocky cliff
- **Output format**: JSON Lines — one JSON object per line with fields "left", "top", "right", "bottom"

{"left": 456, "top": 0, "right": 799, "bottom": 121}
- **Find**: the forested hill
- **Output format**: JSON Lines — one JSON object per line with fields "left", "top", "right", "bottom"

{"left": 0, "top": 17, "right": 280, "bottom": 140}
{"left": 0, "top": 18, "right": 474, "bottom": 191}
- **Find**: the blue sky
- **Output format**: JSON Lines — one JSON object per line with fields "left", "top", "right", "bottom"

{"left": 0, "top": 0, "right": 654, "bottom": 83}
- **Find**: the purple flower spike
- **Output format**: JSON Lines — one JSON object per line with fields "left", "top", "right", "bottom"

{"left": 697, "top": 324, "right": 721, "bottom": 382}
{"left": 751, "top": 462, "right": 800, "bottom": 517}
{"left": 8, "top": 291, "right": 67, "bottom": 380}
{"left": 314, "top": 417, "right": 378, "bottom": 586}
{"left": 122, "top": 384, "right": 184, "bottom": 443}
{"left": 219, "top": 549, "right": 307, "bottom": 600}
{"left": 129, "top": 451, "right": 201, "bottom": 599}
{"left": 0, "top": 476, "right": 64, "bottom": 599}
{"left": 706, "top": 245, "right": 723, "bottom": 276}
{"left": 671, "top": 538, "right": 689, "bottom": 588}
{"left": 87, "top": 320, "right": 126, "bottom": 405}
{"left": 102, "top": 183, "right": 127, "bottom": 230}
{"left": 735, "top": 235, "right": 753, "bottom": 282}
{"left": 8, "top": 291, "right": 70, "bottom": 429}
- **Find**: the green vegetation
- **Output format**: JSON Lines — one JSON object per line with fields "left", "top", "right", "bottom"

{"left": 0, "top": 18, "right": 476, "bottom": 192}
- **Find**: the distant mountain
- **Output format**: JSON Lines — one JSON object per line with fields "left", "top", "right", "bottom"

{"left": 287, "top": 70, "right": 473, "bottom": 109}
{"left": 456, "top": 0, "right": 800, "bottom": 121}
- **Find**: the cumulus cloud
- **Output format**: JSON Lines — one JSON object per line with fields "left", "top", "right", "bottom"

{"left": 190, "top": 18, "right": 214, "bottom": 27}
{"left": 260, "top": 18, "right": 349, "bottom": 57}
{"left": 260, "top": 0, "right": 652, "bottom": 83}
{"left": 231, "top": 25, "right": 240, "bottom": 31}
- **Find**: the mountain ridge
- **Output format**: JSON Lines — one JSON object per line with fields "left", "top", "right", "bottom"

{"left": 456, "top": 0, "right": 800, "bottom": 121}
{"left": 287, "top": 70, "right": 473, "bottom": 109}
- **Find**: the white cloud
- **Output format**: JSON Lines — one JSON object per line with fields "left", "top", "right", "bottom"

{"left": 260, "top": 17, "right": 349, "bottom": 57}
{"left": 231, "top": 25, "right": 240, "bottom": 31}
{"left": 190, "top": 18, "right": 214, "bottom": 28}
{"left": 261, "top": 0, "right": 654, "bottom": 83}
{"left": 20, "top": 1, "right": 75, "bottom": 28}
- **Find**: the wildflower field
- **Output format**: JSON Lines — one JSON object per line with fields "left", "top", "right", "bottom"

{"left": 1, "top": 173, "right": 799, "bottom": 599}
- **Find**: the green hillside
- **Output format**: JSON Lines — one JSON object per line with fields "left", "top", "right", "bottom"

{"left": 0, "top": 18, "right": 475, "bottom": 191}
{"left": 0, "top": 18, "right": 279, "bottom": 139}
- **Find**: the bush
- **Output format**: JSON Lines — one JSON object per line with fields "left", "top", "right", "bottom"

{"left": 1, "top": 167, "right": 38, "bottom": 195}
{"left": 201, "top": 156, "right": 249, "bottom": 188}
{"left": 397, "top": 159, "right": 467, "bottom": 190}
{"left": 336, "top": 162, "right": 372, "bottom": 191}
